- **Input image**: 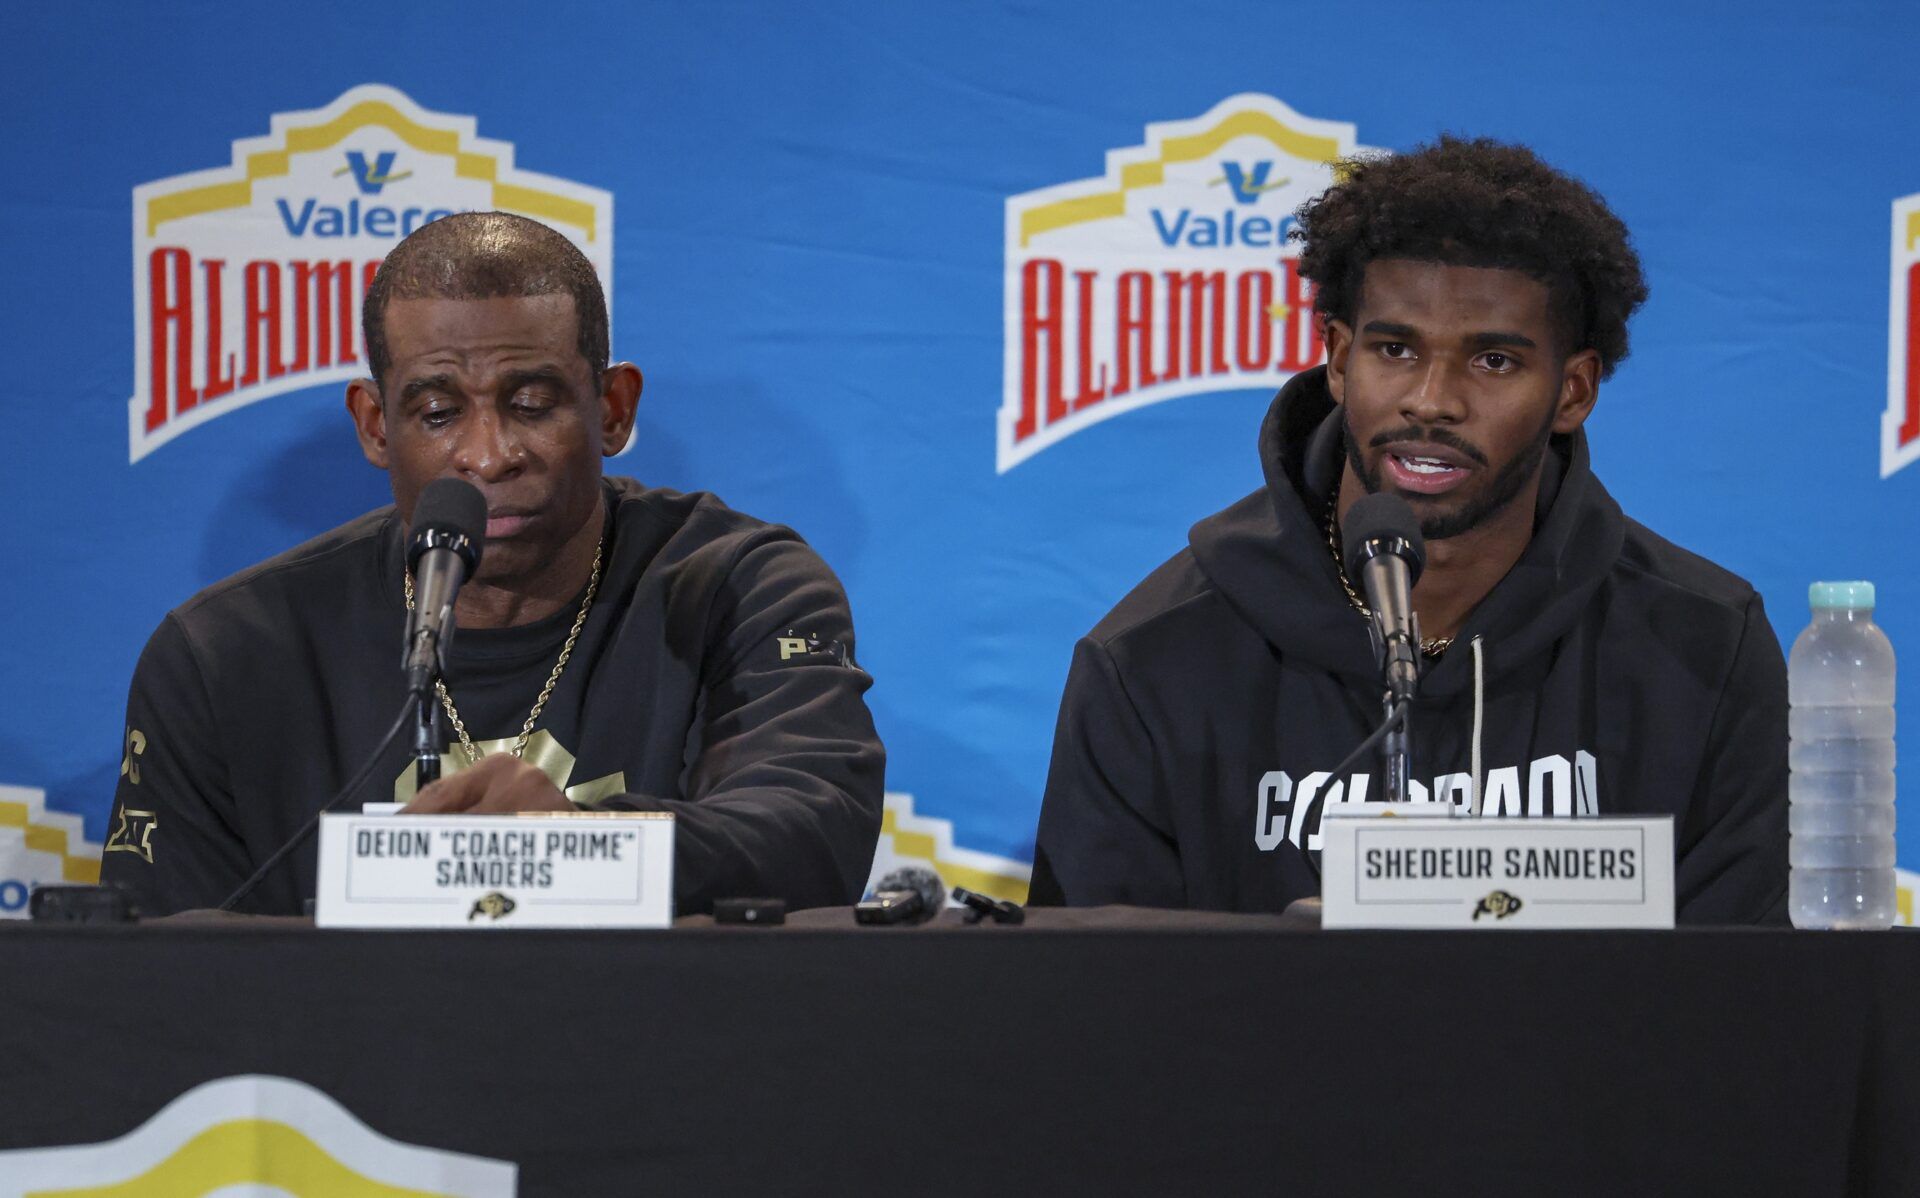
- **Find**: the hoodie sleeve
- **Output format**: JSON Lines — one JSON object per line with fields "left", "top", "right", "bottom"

{"left": 1030, "top": 637, "right": 1184, "bottom": 907}
{"left": 596, "top": 534, "right": 884, "bottom": 914}
{"left": 99, "top": 614, "right": 255, "bottom": 916}
{"left": 1675, "top": 593, "right": 1790, "bottom": 925}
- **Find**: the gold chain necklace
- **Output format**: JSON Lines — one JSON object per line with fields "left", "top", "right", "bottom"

{"left": 1325, "top": 507, "right": 1453, "bottom": 659}
{"left": 404, "top": 537, "right": 604, "bottom": 764}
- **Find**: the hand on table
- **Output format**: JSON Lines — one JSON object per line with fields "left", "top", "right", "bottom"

{"left": 402, "top": 754, "right": 576, "bottom": 815}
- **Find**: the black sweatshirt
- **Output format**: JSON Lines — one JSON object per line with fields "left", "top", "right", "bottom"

{"left": 102, "top": 477, "right": 884, "bottom": 916}
{"left": 1031, "top": 368, "right": 1788, "bottom": 924}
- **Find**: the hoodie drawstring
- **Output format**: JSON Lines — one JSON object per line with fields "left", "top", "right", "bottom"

{"left": 1469, "top": 635, "right": 1486, "bottom": 815}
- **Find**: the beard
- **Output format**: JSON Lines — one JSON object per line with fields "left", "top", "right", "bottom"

{"left": 1343, "top": 405, "right": 1556, "bottom": 541}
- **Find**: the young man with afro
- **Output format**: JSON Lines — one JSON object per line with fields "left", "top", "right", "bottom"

{"left": 1030, "top": 136, "right": 1787, "bottom": 924}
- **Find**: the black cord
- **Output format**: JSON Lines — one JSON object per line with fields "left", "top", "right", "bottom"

{"left": 1323, "top": 700, "right": 1409, "bottom": 783}
{"left": 1302, "top": 701, "right": 1411, "bottom": 882}
{"left": 217, "top": 697, "right": 417, "bottom": 913}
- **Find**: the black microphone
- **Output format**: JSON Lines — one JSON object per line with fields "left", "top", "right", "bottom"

{"left": 403, "top": 479, "right": 487, "bottom": 696}
{"left": 1341, "top": 492, "right": 1427, "bottom": 706}
{"left": 854, "top": 866, "right": 947, "bottom": 925}
{"left": 1341, "top": 493, "right": 1427, "bottom": 804}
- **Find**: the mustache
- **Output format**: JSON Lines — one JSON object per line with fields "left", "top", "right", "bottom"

{"left": 1366, "top": 425, "right": 1490, "bottom": 468}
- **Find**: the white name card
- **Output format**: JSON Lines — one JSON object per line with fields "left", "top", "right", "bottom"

{"left": 315, "top": 812, "right": 675, "bottom": 928}
{"left": 1320, "top": 814, "right": 1674, "bottom": 929}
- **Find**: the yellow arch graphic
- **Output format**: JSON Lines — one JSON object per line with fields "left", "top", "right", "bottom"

{"left": 29, "top": 1118, "right": 457, "bottom": 1198}
{"left": 880, "top": 808, "right": 1029, "bottom": 904}
{"left": 1019, "top": 107, "right": 1343, "bottom": 247}
{"left": 145, "top": 99, "right": 597, "bottom": 241}
{"left": 0, "top": 799, "right": 99, "bottom": 883}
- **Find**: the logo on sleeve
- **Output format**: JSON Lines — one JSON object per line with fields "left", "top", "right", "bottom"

{"left": 776, "top": 629, "right": 854, "bottom": 667}
{"left": 120, "top": 726, "right": 147, "bottom": 785}
{"left": 105, "top": 809, "right": 158, "bottom": 864}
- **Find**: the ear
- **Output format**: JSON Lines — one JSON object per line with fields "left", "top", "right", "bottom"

{"left": 598, "top": 362, "right": 642, "bottom": 456}
{"left": 1552, "top": 348, "right": 1602, "bottom": 435}
{"left": 1323, "top": 317, "right": 1353, "bottom": 404}
{"left": 345, "top": 378, "right": 389, "bottom": 469}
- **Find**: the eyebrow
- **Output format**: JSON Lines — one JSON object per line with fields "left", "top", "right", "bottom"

{"left": 498, "top": 366, "right": 576, "bottom": 393}
{"left": 397, "top": 373, "right": 456, "bottom": 406}
{"left": 396, "top": 366, "right": 577, "bottom": 406}
{"left": 1360, "top": 320, "right": 1537, "bottom": 349}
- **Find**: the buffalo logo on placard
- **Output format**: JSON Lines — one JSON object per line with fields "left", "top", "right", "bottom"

{"left": 469, "top": 891, "right": 517, "bottom": 922}
{"left": 1472, "top": 890, "right": 1523, "bottom": 921}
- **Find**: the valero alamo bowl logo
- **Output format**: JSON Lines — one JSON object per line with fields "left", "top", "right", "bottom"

{"left": 1000, "top": 94, "right": 1375, "bottom": 472}
{"left": 0, "top": 1074, "right": 516, "bottom": 1195}
{"left": 129, "top": 84, "right": 613, "bottom": 463}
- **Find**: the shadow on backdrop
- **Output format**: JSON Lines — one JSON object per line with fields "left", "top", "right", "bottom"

{"left": 197, "top": 419, "right": 394, "bottom": 583}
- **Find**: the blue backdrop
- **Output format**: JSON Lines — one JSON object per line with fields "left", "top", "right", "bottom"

{"left": 6, "top": 1, "right": 1920, "bottom": 896}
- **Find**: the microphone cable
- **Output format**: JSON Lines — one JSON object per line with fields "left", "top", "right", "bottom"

{"left": 217, "top": 696, "right": 417, "bottom": 913}
{"left": 1301, "top": 700, "right": 1410, "bottom": 882}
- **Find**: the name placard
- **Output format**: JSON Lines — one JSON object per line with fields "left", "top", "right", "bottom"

{"left": 315, "top": 812, "right": 675, "bottom": 928}
{"left": 1320, "top": 815, "right": 1674, "bottom": 929}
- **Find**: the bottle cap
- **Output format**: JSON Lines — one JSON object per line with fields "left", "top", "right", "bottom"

{"left": 1810, "top": 581, "right": 1875, "bottom": 609}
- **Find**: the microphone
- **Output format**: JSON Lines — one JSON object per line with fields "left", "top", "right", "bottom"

{"left": 403, "top": 479, "right": 487, "bottom": 696}
{"left": 1341, "top": 492, "right": 1427, "bottom": 707}
{"left": 1341, "top": 493, "right": 1427, "bottom": 804}
{"left": 854, "top": 866, "right": 947, "bottom": 925}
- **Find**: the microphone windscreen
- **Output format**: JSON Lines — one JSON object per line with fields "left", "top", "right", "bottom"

{"left": 1341, "top": 492, "right": 1426, "bottom": 584}
{"left": 872, "top": 866, "right": 947, "bottom": 924}
{"left": 407, "top": 478, "right": 488, "bottom": 572}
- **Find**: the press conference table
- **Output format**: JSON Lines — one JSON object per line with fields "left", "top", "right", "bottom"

{"left": 2, "top": 909, "right": 1914, "bottom": 1196}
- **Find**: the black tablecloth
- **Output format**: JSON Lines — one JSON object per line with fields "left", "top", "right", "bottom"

{"left": 2, "top": 910, "right": 1914, "bottom": 1196}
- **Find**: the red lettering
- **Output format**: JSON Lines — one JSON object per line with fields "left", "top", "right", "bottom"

{"left": 1904, "top": 263, "right": 1920, "bottom": 447}
{"left": 240, "top": 261, "right": 285, "bottom": 387}
{"left": 201, "top": 259, "right": 236, "bottom": 401}
{"left": 1070, "top": 270, "right": 1107, "bottom": 412}
{"left": 287, "top": 261, "right": 313, "bottom": 374}
{"left": 1164, "top": 270, "right": 1228, "bottom": 381}
{"left": 1113, "top": 271, "right": 1157, "bottom": 396}
{"left": 147, "top": 248, "right": 196, "bottom": 432}
{"left": 1018, "top": 258, "right": 1063, "bottom": 442}
{"left": 359, "top": 259, "right": 382, "bottom": 365}
{"left": 1235, "top": 271, "right": 1274, "bottom": 372}
{"left": 1278, "top": 259, "right": 1323, "bottom": 373}
{"left": 293, "top": 261, "right": 355, "bottom": 368}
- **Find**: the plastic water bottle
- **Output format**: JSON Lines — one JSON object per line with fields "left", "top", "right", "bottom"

{"left": 1788, "top": 581, "right": 1896, "bottom": 929}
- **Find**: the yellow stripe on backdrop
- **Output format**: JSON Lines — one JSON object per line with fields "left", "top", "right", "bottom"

{"left": 0, "top": 790, "right": 100, "bottom": 885}
{"left": 1018, "top": 104, "right": 1342, "bottom": 246}
{"left": 144, "top": 99, "right": 596, "bottom": 241}
{"left": 871, "top": 793, "right": 1033, "bottom": 905}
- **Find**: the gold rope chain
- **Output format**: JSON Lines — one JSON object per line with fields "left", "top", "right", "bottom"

{"left": 404, "top": 537, "right": 604, "bottom": 765}
{"left": 1325, "top": 508, "right": 1453, "bottom": 659}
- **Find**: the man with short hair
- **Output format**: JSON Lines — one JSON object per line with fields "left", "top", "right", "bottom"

{"left": 103, "top": 212, "right": 884, "bottom": 916}
{"left": 1030, "top": 137, "right": 1787, "bottom": 923}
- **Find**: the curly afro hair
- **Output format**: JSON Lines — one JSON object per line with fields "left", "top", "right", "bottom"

{"left": 1292, "top": 136, "right": 1648, "bottom": 377}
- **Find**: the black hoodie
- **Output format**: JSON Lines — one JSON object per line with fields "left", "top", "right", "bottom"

{"left": 1031, "top": 367, "right": 1788, "bottom": 924}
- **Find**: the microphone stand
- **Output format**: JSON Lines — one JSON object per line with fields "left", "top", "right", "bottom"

{"left": 413, "top": 683, "right": 441, "bottom": 790}
{"left": 1380, "top": 696, "right": 1412, "bottom": 803}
